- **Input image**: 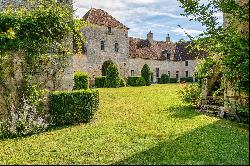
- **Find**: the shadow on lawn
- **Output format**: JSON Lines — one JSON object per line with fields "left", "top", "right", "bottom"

{"left": 164, "top": 105, "right": 200, "bottom": 119}
{"left": 114, "top": 120, "right": 249, "bottom": 165}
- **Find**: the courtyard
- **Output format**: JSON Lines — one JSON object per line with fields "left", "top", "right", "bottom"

{"left": 0, "top": 84, "right": 248, "bottom": 165}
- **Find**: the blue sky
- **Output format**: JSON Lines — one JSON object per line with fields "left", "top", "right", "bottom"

{"left": 73, "top": 0, "right": 223, "bottom": 42}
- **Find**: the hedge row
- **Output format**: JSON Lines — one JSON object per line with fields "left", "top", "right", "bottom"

{"left": 180, "top": 77, "right": 194, "bottom": 82}
{"left": 94, "top": 76, "right": 126, "bottom": 88}
{"left": 48, "top": 89, "right": 99, "bottom": 126}
{"left": 127, "top": 77, "right": 146, "bottom": 86}
{"left": 169, "top": 78, "right": 178, "bottom": 83}
{"left": 95, "top": 76, "right": 106, "bottom": 88}
{"left": 159, "top": 74, "right": 169, "bottom": 84}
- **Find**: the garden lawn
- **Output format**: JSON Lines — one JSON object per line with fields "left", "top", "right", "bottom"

{"left": 0, "top": 84, "right": 248, "bottom": 165}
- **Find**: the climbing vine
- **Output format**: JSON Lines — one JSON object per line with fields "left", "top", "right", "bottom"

{"left": 0, "top": 0, "right": 85, "bottom": 137}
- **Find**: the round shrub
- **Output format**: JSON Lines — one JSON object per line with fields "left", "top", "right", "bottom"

{"left": 95, "top": 76, "right": 106, "bottom": 88}
{"left": 73, "top": 71, "right": 89, "bottom": 90}
{"left": 160, "top": 74, "right": 169, "bottom": 84}
{"left": 141, "top": 64, "right": 151, "bottom": 86}
{"left": 105, "top": 64, "right": 121, "bottom": 88}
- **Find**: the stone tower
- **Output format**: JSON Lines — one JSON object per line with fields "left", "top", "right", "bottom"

{"left": 166, "top": 34, "right": 170, "bottom": 42}
{"left": 147, "top": 31, "right": 154, "bottom": 43}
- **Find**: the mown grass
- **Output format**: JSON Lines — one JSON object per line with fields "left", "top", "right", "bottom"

{"left": 0, "top": 84, "right": 248, "bottom": 165}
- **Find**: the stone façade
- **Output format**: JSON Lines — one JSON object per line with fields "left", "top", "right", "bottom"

{"left": 61, "top": 8, "right": 205, "bottom": 90}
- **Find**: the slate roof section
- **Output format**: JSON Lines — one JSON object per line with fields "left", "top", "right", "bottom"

{"left": 83, "top": 8, "right": 129, "bottom": 30}
{"left": 175, "top": 42, "right": 207, "bottom": 61}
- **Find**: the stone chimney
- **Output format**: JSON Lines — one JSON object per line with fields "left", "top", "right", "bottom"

{"left": 166, "top": 34, "right": 170, "bottom": 42}
{"left": 147, "top": 31, "right": 154, "bottom": 43}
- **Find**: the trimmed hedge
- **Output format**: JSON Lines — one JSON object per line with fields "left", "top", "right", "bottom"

{"left": 169, "top": 78, "right": 178, "bottom": 83}
{"left": 141, "top": 64, "right": 151, "bottom": 86}
{"left": 95, "top": 76, "right": 106, "bottom": 88}
{"left": 73, "top": 71, "right": 89, "bottom": 90}
{"left": 127, "top": 76, "right": 146, "bottom": 86}
{"left": 180, "top": 77, "right": 194, "bottom": 83}
{"left": 159, "top": 74, "right": 169, "bottom": 84}
{"left": 105, "top": 64, "right": 121, "bottom": 88}
{"left": 48, "top": 89, "right": 99, "bottom": 126}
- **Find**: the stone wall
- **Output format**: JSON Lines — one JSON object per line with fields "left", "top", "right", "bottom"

{"left": 128, "top": 58, "right": 197, "bottom": 83}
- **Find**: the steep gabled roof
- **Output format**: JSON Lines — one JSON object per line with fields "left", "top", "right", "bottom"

{"left": 83, "top": 8, "right": 129, "bottom": 30}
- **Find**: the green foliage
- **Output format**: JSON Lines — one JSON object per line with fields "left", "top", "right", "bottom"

{"left": 178, "top": 0, "right": 249, "bottom": 94}
{"left": 169, "top": 78, "right": 178, "bottom": 83}
{"left": 179, "top": 83, "right": 202, "bottom": 107}
{"left": 105, "top": 64, "right": 121, "bottom": 88}
{"left": 180, "top": 77, "right": 194, "bottom": 83}
{"left": 141, "top": 64, "right": 151, "bottom": 86}
{"left": 102, "top": 60, "right": 115, "bottom": 76}
{"left": 73, "top": 71, "right": 89, "bottom": 90}
{"left": 159, "top": 74, "right": 170, "bottom": 84}
{"left": 127, "top": 77, "right": 146, "bottom": 86}
{"left": 48, "top": 89, "right": 99, "bottom": 127}
{"left": 95, "top": 76, "right": 106, "bottom": 88}
{"left": 120, "top": 77, "right": 126, "bottom": 87}
{"left": 236, "top": 106, "right": 249, "bottom": 124}
{"left": 0, "top": 1, "right": 85, "bottom": 138}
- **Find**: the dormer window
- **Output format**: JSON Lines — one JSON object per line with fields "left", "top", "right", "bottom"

{"left": 108, "top": 27, "right": 112, "bottom": 33}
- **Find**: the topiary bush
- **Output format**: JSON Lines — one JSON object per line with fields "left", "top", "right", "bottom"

{"left": 120, "top": 77, "right": 126, "bottom": 87}
{"left": 73, "top": 71, "right": 89, "bottom": 90}
{"left": 48, "top": 89, "right": 99, "bottom": 127}
{"left": 105, "top": 64, "right": 121, "bottom": 88}
{"left": 159, "top": 74, "right": 169, "bottom": 84}
{"left": 180, "top": 77, "right": 194, "bottom": 83}
{"left": 141, "top": 64, "right": 151, "bottom": 86}
{"left": 95, "top": 76, "right": 106, "bottom": 88}
{"left": 169, "top": 78, "right": 178, "bottom": 83}
{"left": 127, "top": 77, "right": 146, "bottom": 86}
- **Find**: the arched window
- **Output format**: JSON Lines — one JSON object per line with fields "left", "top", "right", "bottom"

{"left": 115, "top": 43, "right": 119, "bottom": 52}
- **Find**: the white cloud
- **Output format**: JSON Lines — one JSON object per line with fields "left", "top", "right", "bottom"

{"left": 171, "top": 27, "right": 203, "bottom": 36}
{"left": 73, "top": 0, "right": 205, "bottom": 42}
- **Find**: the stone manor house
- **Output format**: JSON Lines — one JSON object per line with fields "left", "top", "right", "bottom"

{"left": 64, "top": 8, "right": 205, "bottom": 88}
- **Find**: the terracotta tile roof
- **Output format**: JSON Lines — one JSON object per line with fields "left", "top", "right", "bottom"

{"left": 129, "top": 37, "right": 176, "bottom": 60}
{"left": 129, "top": 38, "right": 206, "bottom": 61}
{"left": 83, "top": 8, "right": 129, "bottom": 30}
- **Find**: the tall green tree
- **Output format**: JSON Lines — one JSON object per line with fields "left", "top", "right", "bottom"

{"left": 178, "top": 0, "right": 249, "bottom": 94}
{"left": 141, "top": 64, "right": 151, "bottom": 86}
